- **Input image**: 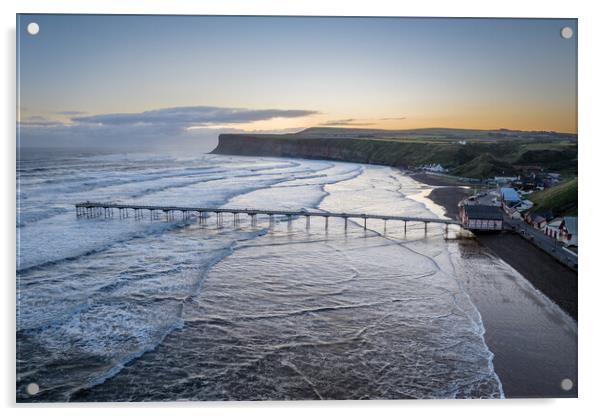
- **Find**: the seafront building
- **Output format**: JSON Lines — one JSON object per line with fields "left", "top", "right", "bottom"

{"left": 459, "top": 204, "right": 504, "bottom": 231}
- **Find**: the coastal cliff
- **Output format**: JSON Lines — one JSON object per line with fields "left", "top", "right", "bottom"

{"left": 211, "top": 129, "right": 578, "bottom": 179}
{"left": 212, "top": 133, "right": 430, "bottom": 167}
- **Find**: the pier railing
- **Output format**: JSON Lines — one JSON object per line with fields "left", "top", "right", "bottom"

{"left": 75, "top": 201, "right": 460, "bottom": 232}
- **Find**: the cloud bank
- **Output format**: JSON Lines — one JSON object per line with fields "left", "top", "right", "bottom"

{"left": 319, "top": 119, "right": 375, "bottom": 127}
{"left": 380, "top": 116, "right": 407, "bottom": 121}
{"left": 72, "top": 106, "right": 317, "bottom": 127}
{"left": 19, "top": 105, "right": 318, "bottom": 151}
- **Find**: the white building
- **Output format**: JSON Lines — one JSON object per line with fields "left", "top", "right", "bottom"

{"left": 494, "top": 176, "right": 519, "bottom": 185}
{"left": 459, "top": 204, "right": 504, "bottom": 231}
{"left": 422, "top": 164, "right": 447, "bottom": 173}
{"left": 544, "top": 217, "right": 578, "bottom": 246}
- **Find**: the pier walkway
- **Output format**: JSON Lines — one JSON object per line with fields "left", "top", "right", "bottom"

{"left": 75, "top": 201, "right": 460, "bottom": 232}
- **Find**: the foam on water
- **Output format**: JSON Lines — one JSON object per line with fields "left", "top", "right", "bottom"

{"left": 17, "top": 150, "right": 503, "bottom": 401}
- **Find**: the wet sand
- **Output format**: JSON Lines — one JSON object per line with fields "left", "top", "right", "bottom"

{"left": 476, "top": 233, "right": 577, "bottom": 320}
{"left": 412, "top": 173, "right": 578, "bottom": 398}
{"left": 451, "top": 238, "right": 577, "bottom": 398}
{"left": 414, "top": 174, "right": 578, "bottom": 321}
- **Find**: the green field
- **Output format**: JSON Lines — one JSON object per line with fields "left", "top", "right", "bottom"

{"left": 528, "top": 178, "right": 578, "bottom": 217}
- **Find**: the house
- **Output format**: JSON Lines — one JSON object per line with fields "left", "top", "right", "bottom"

{"left": 422, "top": 163, "right": 447, "bottom": 173}
{"left": 525, "top": 210, "right": 553, "bottom": 229}
{"left": 459, "top": 204, "right": 503, "bottom": 231}
{"left": 515, "top": 199, "right": 534, "bottom": 212}
{"left": 530, "top": 215, "right": 547, "bottom": 229}
{"left": 559, "top": 217, "right": 578, "bottom": 246}
{"left": 505, "top": 207, "right": 523, "bottom": 220}
{"left": 499, "top": 187, "right": 521, "bottom": 208}
{"left": 544, "top": 218, "right": 563, "bottom": 240}
{"left": 494, "top": 176, "right": 519, "bottom": 185}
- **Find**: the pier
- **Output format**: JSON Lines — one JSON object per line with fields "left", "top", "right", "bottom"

{"left": 75, "top": 201, "right": 460, "bottom": 232}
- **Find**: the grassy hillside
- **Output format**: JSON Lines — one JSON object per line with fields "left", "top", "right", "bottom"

{"left": 529, "top": 178, "right": 578, "bottom": 217}
{"left": 214, "top": 131, "right": 577, "bottom": 179}
{"left": 451, "top": 153, "right": 515, "bottom": 179}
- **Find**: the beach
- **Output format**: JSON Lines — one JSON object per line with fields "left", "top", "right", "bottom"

{"left": 413, "top": 172, "right": 578, "bottom": 398}
{"left": 413, "top": 172, "right": 578, "bottom": 320}
{"left": 16, "top": 152, "right": 576, "bottom": 400}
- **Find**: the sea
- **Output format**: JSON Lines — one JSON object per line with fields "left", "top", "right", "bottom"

{"left": 16, "top": 148, "right": 577, "bottom": 401}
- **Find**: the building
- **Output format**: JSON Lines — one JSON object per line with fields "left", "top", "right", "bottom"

{"left": 544, "top": 218, "right": 563, "bottom": 239}
{"left": 559, "top": 217, "right": 578, "bottom": 246}
{"left": 505, "top": 206, "right": 523, "bottom": 220}
{"left": 494, "top": 176, "right": 519, "bottom": 185}
{"left": 515, "top": 199, "right": 534, "bottom": 213}
{"left": 525, "top": 210, "right": 553, "bottom": 229}
{"left": 421, "top": 163, "right": 447, "bottom": 173}
{"left": 460, "top": 204, "right": 503, "bottom": 231}
{"left": 544, "top": 216, "right": 578, "bottom": 247}
{"left": 499, "top": 187, "right": 521, "bottom": 208}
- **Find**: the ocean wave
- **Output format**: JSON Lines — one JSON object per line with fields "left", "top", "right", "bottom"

{"left": 17, "top": 152, "right": 504, "bottom": 400}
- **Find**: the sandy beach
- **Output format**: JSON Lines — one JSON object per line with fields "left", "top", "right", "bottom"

{"left": 412, "top": 172, "right": 578, "bottom": 398}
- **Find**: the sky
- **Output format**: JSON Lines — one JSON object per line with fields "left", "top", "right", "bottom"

{"left": 17, "top": 15, "right": 577, "bottom": 150}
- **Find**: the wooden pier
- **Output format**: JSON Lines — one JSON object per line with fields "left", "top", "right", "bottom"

{"left": 75, "top": 201, "right": 460, "bottom": 232}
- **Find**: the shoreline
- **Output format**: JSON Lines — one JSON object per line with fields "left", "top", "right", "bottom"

{"left": 412, "top": 172, "right": 578, "bottom": 321}
{"left": 411, "top": 172, "right": 577, "bottom": 398}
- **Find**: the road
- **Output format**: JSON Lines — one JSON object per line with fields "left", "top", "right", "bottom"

{"left": 505, "top": 217, "right": 577, "bottom": 270}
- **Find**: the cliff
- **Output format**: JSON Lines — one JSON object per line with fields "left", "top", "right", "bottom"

{"left": 211, "top": 129, "right": 577, "bottom": 179}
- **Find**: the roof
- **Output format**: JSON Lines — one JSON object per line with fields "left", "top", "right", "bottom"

{"left": 500, "top": 187, "right": 521, "bottom": 202}
{"left": 463, "top": 205, "right": 503, "bottom": 220}
{"left": 562, "top": 217, "right": 578, "bottom": 236}
{"left": 531, "top": 210, "right": 554, "bottom": 220}
{"left": 532, "top": 215, "right": 546, "bottom": 224}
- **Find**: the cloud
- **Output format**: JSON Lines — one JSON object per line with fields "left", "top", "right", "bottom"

{"left": 19, "top": 116, "right": 65, "bottom": 127}
{"left": 18, "top": 105, "right": 319, "bottom": 151}
{"left": 380, "top": 116, "right": 407, "bottom": 121}
{"left": 319, "top": 119, "right": 375, "bottom": 126}
{"left": 56, "top": 110, "right": 87, "bottom": 116}
{"left": 72, "top": 106, "right": 318, "bottom": 127}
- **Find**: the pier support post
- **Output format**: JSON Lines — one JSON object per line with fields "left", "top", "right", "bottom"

{"left": 306, "top": 215, "right": 310, "bottom": 229}
{"left": 404, "top": 221, "right": 407, "bottom": 234}
{"left": 364, "top": 217, "right": 367, "bottom": 230}
{"left": 424, "top": 222, "right": 427, "bottom": 233}
{"left": 344, "top": 217, "right": 348, "bottom": 230}
{"left": 384, "top": 220, "right": 387, "bottom": 233}
{"left": 325, "top": 216, "right": 329, "bottom": 229}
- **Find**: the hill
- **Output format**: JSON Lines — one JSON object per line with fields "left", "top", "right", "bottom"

{"left": 211, "top": 128, "right": 577, "bottom": 179}
{"left": 529, "top": 178, "right": 578, "bottom": 217}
